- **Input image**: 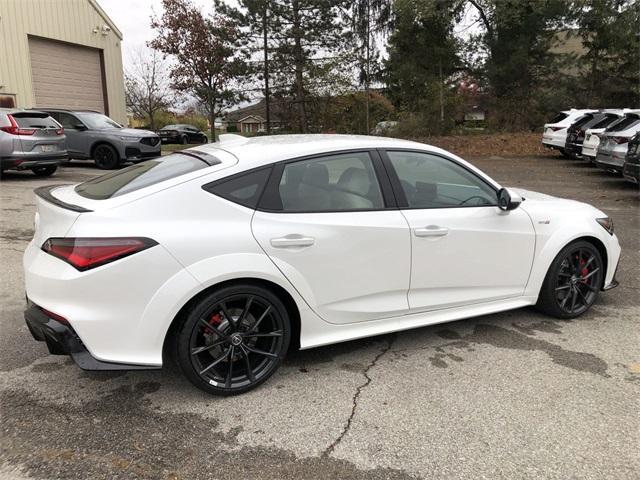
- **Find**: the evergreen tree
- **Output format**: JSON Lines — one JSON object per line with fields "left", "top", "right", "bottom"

{"left": 384, "top": 0, "right": 462, "bottom": 134}
{"left": 572, "top": 0, "right": 640, "bottom": 107}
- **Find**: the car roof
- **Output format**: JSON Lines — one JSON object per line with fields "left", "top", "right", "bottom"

{"left": 0, "top": 107, "right": 51, "bottom": 116}
{"left": 201, "top": 134, "right": 441, "bottom": 169}
{"left": 34, "top": 108, "right": 102, "bottom": 114}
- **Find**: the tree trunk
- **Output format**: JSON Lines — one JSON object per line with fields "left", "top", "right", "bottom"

{"left": 439, "top": 59, "right": 444, "bottom": 125}
{"left": 292, "top": 0, "right": 307, "bottom": 133}
{"left": 263, "top": 4, "right": 271, "bottom": 134}
{"left": 365, "top": 0, "right": 370, "bottom": 134}
{"left": 209, "top": 99, "right": 216, "bottom": 143}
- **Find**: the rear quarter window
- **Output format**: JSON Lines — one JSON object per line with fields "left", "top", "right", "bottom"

{"left": 203, "top": 167, "right": 272, "bottom": 209}
{"left": 75, "top": 152, "right": 215, "bottom": 200}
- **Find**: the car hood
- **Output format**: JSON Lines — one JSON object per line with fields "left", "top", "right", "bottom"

{"left": 509, "top": 187, "right": 606, "bottom": 220}
{"left": 93, "top": 128, "right": 157, "bottom": 137}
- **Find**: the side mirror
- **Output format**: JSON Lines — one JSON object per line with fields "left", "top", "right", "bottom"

{"left": 74, "top": 123, "right": 87, "bottom": 131}
{"left": 498, "top": 187, "right": 522, "bottom": 211}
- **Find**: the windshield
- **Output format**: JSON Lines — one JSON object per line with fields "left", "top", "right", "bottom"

{"left": 76, "top": 112, "right": 122, "bottom": 129}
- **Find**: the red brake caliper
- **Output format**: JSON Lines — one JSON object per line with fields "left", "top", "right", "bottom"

{"left": 579, "top": 257, "right": 589, "bottom": 283}
{"left": 203, "top": 313, "right": 222, "bottom": 334}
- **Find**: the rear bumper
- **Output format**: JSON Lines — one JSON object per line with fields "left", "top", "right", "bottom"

{"left": 622, "top": 161, "right": 639, "bottom": 183}
{"left": 1, "top": 153, "right": 67, "bottom": 170}
{"left": 24, "top": 301, "right": 159, "bottom": 371}
{"left": 595, "top": 151, "right": 625, "bottom": 171}
{"left": 565, "top": 140, "right": 584, "bottom": 156}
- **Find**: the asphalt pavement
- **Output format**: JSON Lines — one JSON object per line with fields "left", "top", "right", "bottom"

{"left": 0, "top": 154, "right": 638, "bottom": 480}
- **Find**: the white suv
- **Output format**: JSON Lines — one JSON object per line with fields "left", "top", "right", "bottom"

{"left": 542, "top": 109, "right": 597, "bottom": 155}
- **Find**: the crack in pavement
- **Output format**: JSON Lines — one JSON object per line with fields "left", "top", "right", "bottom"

{"left": 324, "top": 335, "right": 395, "bottom": 457}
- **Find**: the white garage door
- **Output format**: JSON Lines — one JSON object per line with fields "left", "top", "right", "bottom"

{"left": 29, "top": 37, "right": 106, "bottom": 113}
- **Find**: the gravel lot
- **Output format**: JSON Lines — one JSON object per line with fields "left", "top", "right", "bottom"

{"left": 1, "top": 153, "right": 638, "bottom": 480}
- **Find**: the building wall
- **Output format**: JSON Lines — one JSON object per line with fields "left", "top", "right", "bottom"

{"left": 0, "top": 0, "right": 126, "bottom": 124}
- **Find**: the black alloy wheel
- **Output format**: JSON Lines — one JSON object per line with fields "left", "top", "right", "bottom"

{"left": 93, "top": 144, "right": 120, "bottom": 169}
{"left": 176, "top": 284, "right": 290, "bottom": 395}
{"left": 537, "top": 241, "right": 603, "bottom": 318}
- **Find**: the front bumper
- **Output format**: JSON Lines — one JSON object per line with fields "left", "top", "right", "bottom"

{"left": 24, "top": 301, "right": 159, "bottom": 371}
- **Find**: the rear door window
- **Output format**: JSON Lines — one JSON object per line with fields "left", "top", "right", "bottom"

{"left": 75, "top": 152, "right": 217, "bottom": 200}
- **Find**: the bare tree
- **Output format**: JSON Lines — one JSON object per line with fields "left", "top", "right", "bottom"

{"left": 124, "top": 48, "right": 173, "bottom": 129}
{"left": 150, "top": 0, "right": 248, "bottom": 142}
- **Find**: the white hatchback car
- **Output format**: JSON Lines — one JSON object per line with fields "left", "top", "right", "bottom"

{"left": 24, "top": 135, "right": 621, "bottom": 395}
{"left": 542, "top": 109, "right": 597, "bottom": 155}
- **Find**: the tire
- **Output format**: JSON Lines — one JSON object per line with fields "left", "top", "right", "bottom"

{"left": 536, "top": 240, "right": 604, "bottom": 319}
{"left": 31, "top": 165, "right": 58, "bottom": 177}
{"left": 181, "top": 135, "right": 188, "bottom": 145}
{"left": 93, "top": 144, "right": 120, "bottom": 169}
{"left": 175, "top": 284, "right": 291, "bottom": 396}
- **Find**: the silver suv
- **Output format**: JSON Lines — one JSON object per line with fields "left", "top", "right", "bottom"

{"left": 0, "top": 108, "right": 67, "bottom": 177}
{"left": 38, "top": 109, "right": 161, "bottom": 169}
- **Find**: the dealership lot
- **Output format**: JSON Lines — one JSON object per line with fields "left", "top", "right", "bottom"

{"left": 1, "top": 154, "right": 638, "bottom": 480}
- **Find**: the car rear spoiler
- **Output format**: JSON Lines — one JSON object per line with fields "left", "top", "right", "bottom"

{"left": 34, "top": 185, "right": 93, "bottom": 213}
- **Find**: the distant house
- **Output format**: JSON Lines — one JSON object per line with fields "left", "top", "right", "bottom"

{"left": 223, "top": 98, "right": 288, "bottom": 133}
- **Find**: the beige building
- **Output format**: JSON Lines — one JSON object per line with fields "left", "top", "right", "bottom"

{"left": 0, "top": 0, "right": 126, "bottom": 124}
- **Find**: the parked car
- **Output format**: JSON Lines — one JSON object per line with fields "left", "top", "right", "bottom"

{"left": 622, "top": 131, "right": 640, "bottom": 184}
{"left": 594, "top": 112, "right": 640, "bottom": 174}
{"left": 37, "top": 109, "right": 161, "bottom": 169}
{"left": 0, "top": 108, "right": 67, "bottom": 177}
{"left": 582, "top": 109, "right": 639, "bottom": 162}
{"left": 542, "top": 109, "right": 597, "bottom": 156}
{"left": 24, "top": 134, "right": 620, "bottom": 395}
{"left": 371, "top": 121, "right": 399, "bottom": 136}
{"left": 564, "top": 110, "right": 622, "bottom": 159}
{"left": 156, "top": 124, "right": 208, "bottom": 145}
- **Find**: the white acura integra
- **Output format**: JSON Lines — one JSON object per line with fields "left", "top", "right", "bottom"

{"left": 24, "top": 134, "right": 620, "bottom": 395}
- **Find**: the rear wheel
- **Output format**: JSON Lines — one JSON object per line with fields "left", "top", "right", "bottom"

{"left": 93, "top": 144, "right": 120, "bottom": 169}
{"left": 31, "top": 165, "right": 57, "bottom": 177}
{"left": 181, "top": 135, "right": 188, "bottom": 145}
{"left": 536, "top": 241, "right": 603, "bottom": 318}
{"left": 176, "top": 284, "right": 290, "bottom": 395}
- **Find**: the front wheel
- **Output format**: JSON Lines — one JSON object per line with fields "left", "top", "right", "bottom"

{"left": 31, "top": 165, "right": 58, "bottom": 177}
{"left": 176, "top": 284, "right": 290, "bottom": 395}
{"left": 536, "top": 240, "right": 604, "bottom": 319}
{"left": 93, "top": 144, "right": 120, "bottom": 169}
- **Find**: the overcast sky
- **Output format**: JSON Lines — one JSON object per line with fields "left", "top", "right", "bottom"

{"left": 99, "top": 0, "right": 214, "bottom": 72}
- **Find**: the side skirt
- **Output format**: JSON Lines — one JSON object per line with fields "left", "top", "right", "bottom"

{"left": 299, "top": 296, "right": 537, "bottom": 350}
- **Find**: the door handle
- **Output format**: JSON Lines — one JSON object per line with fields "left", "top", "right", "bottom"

{"left": 270, "top": 235, "right": 315, "bottom": 248}
{"left": 414, "top": 226, "right": 449, "bottom": 237}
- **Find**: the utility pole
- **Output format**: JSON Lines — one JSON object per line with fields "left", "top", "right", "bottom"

{"left": 365, "top": 0, "right": 370, "bottom": 134}
{"left": 263, "top": 2, "right": 271, "bottom": 134}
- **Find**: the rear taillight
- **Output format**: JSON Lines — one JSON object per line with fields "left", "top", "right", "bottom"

{"left": 550, "top": 126, "right": 564, "bottom": 132}
{"left": 41, "top": 237, "right": 158, "bottom": 271}
{"left": 612, "top": 136, "right": 629, "bottom": 144}
{"left": 56, "top": 127, "right": 64, "bottom": 135}
{"left": 0, "top": 115, "right": 36, "bottom": 135}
